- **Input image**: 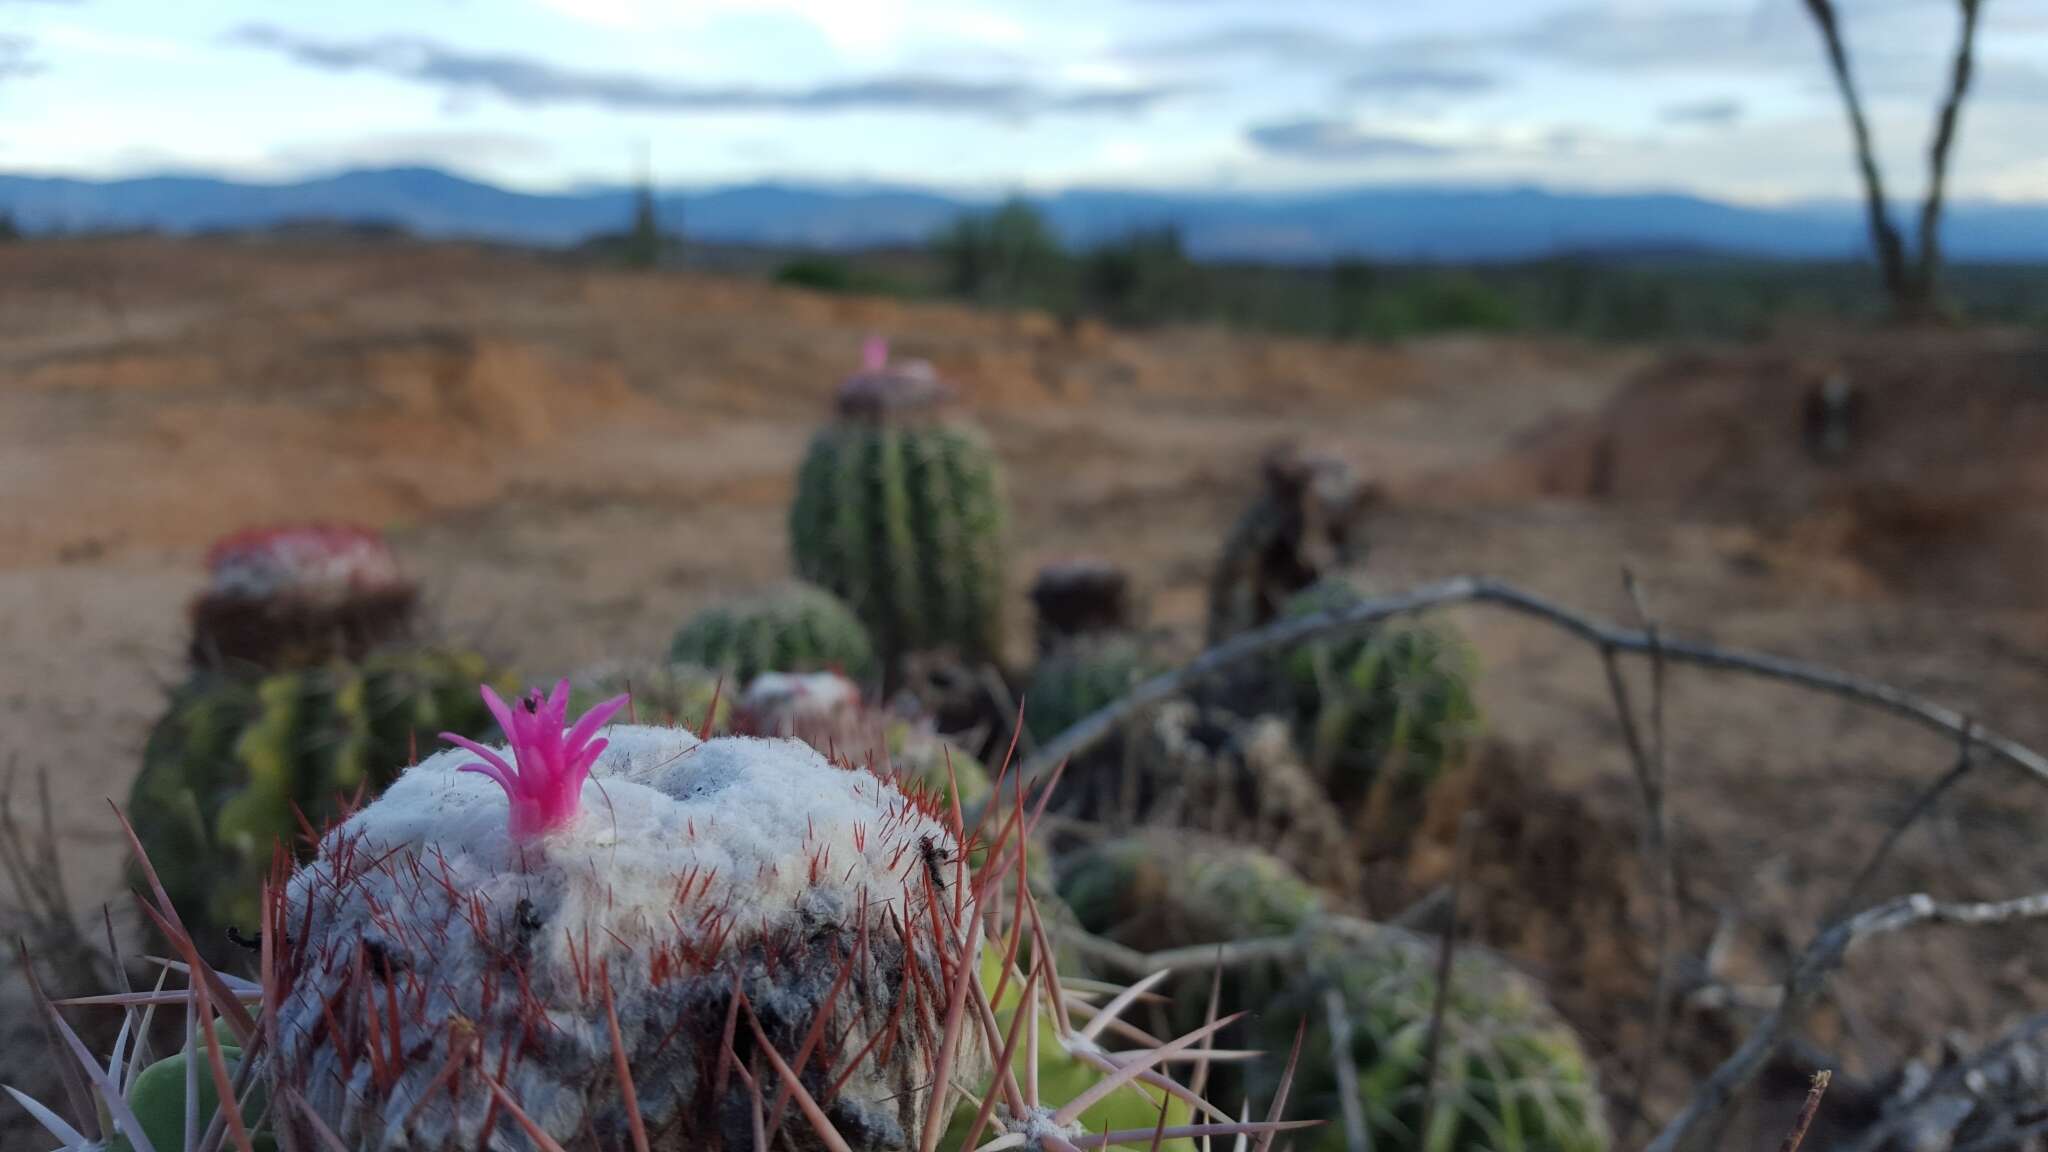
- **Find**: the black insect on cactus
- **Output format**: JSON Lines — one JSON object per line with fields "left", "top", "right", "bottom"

{"left": 187, "top": 523, "right": 419, "bottom": 674}
{"left": 789, "top": 339, "right": 1006, "bottom": 684}
{"left": 129, "top": 648, "right": 509, "bottom": 956}
{"left": 668, "top": 582, "right": 877, "bottom": 688}
{"left": 1206, "top": 445, "right": 1374, "bottom": 646}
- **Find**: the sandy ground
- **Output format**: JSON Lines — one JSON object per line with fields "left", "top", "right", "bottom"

{"left": 6, "top": 236, "right": 2048, "bottom": 1147}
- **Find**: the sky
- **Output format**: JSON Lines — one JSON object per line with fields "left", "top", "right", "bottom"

{"left": 4, "top": 0, "right": 2048, "bottom": 203}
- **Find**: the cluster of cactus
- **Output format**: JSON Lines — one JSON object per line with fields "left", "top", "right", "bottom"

{"left": 129, "top": 648, "right": 508, "bottom": 951}
{"left": 789, "top": 344, "right": 1006, "bottom": 682}
{"left": 1059, "top": 835, "right": 1608, "bottom": 1152}
{"left": 1279, "top": 577, "right": 1481, "bottom": 842}
{"left": 19, "top": 679, "right": 1301, "bottom": 1152}
{"left": 668, "top": 581, "right": 877, "bottom": 687}
{"left": 188, "top": 523, "right": 418, "bottom": 674}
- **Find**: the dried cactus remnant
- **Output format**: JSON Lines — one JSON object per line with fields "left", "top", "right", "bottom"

{"left": 1207, "top": 445, "right": 1375, "bottom": 645}
{"left": 189, "top": 522, "right": 419, "bottom": 672}
{"left": 272, "top": 686, "right": 981, "bottom": 1152}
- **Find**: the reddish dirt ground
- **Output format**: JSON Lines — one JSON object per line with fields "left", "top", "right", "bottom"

{"left": 6, "top": 237, "right": 2048, "bottom": 1149}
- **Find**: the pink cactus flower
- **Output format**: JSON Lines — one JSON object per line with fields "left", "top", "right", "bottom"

{"left": 441, "top": 680, "right": 630, "bottom": 839}
{"left": 862, "top": 334, "right": 888, "bottom": 371}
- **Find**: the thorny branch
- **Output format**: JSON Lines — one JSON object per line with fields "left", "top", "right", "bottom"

{"left": 1645, "top": 891, "right": 2048, "bottom": 1152}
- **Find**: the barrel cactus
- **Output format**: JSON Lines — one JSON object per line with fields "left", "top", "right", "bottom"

{"left": 188, "top": 523, "right": 419, "bottom": 674}
{"left": 1056, "top": 831, "right": 1324, "bottom": 951}
{"left": 267, "top": 679, "right": 985, "bottom": 1152}
{"left": 789, "top": 343, "right": 1006, "bottom": 681}
{"left": 1269, "top": 918, "right": 1611, "bottom": 1152}
{"left": 1281, "top": 578, "right": 1480, "bottom": 844}
{"left": 668, "top": 583, "right": 877, "bottom": 688}
{"left": 1023, "top": 633, "right": 1157, "bottom": 746}
{"left": 129, "top": 649, "right": 507, "bottom": 951}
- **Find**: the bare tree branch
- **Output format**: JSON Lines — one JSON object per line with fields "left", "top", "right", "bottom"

{"left": 1915, "top": 0, "right": 1986, "bottom": 303}
{"left": 1801, "top": 0, "right": 1914, "bottom": 305}
{"left": 1646, "top": 891, "right": 2048, "bottom": 1152}
{"left": 1022, "top": 576, "right": 2048, "bottom": 792}
{"left": 1832, "top": 720, "right": 1976, "bottom": 920}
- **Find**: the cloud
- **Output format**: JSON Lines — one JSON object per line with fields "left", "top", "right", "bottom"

{"left": 1245, "top": 117, "right": 1459, "bottom": 162}
{"left": 270, "top": 131, "right": 553, "bottom": 170}
{"left": 1120, "top": 24, "right": 1356, "bottom": 68}
{"left": 1660, "top": 98, "right": 1745, "bottom": 126}
{"left": 1346, "top": 64, "right": 1500, "bottom": 97}
{"left": 0, "top": 35, "right": 42, "bottom": 80}
{"left": 229, "top": 24, "right": 1185, "bottom": 118}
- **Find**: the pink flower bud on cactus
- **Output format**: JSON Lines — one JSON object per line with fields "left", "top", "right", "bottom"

{"left": 440, "top": 679, "right": 629, "bottom": 839}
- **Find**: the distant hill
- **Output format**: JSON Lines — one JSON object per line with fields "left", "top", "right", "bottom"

{"left": 5, "top": 165, "right": 2048, "bottom": 263}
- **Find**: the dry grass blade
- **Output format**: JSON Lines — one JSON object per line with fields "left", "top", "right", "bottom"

{"left": 19, "top": 939, "right": 100, "bottom": 1141}
{"left": 1254, "top": 1021, "right": 1306, "bottom": 1152}
{"left": 1778, "top": 1070, "right": 1831, "bottom": 1152}
{"left": 1323, "top": 988, "right": 1368, "bottom": 1152}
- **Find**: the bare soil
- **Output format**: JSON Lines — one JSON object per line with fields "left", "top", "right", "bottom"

{"left": 6, "top": 236, "right": 2048, "bottom": 1149}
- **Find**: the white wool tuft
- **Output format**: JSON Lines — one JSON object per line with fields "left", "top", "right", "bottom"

{"left": 315, "top": 723, "right": 954, "bottom": 967}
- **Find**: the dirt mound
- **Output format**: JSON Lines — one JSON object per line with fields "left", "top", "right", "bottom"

{"left": 1497, "top": 328, "right": 2048, "bottom": 606}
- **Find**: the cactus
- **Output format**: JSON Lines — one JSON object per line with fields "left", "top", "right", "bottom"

{"left": 115, "top": 1036, "right": 276, "bottom": 1152}
{"left": 1280, "top": 578, "right": 1480, "bottom": 844}
{"left": 567, "top": 660, "right": 733, "bottom": 731}
{"left": 789, "top": 346, "right": 1006, "bottom": 680}
{"left": 129, "top": 649, "right": 508, "bottom": 950}
{"left": 1269, "top": 918, "right": 1610, "bottom": 1152}
{"left": 1206, "top": 445, "right": 1372, "bottom": 646}
{"left": 188, "top": 523, "right": 419, "bottom": 674}
{"left": 1056, "top": 831, "right": 1324, "bottom": 953}
{"left": 14, "top": 681, "right": 1303, "bottom": 1152}
{"left": 736, "top": 671, "right": 991, "bottom": 808}
{"left": 668, "top": 583, "right": 877, "bottom": 687}
{"left": 267, "top": 682, "right": 984, "bottom": 1151}
{"left": 1023, "top": 634, "right": 1157, "bottom": 746}
{"left": 1060, "top": 700, "right": 1361, "bottom": 896}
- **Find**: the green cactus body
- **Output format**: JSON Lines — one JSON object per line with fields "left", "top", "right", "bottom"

{"left": 789, "top": 368, "right": 1005, "bottom": 680}
{"left": 115, "top": 1036, "right": 275, "bottom": 1152}
{"left": 569, "top": 661, "right": 734, "bottom": 732}
{"left": 668, "top": 583, "right": 877, "bottom": 687}
{"left": 1024, "top": 634, "right": 1157, "bottom": 746}
{"left": 131, "top": 649, "right": 507, "bottom": 948}
{"left": 1056, "top": 832, "right": 1323, "bottom": 952}
{"left": 1270, "top": 920, "right": 1610, "bottom": 1152}
{"left": 1281, "top": 579, "right": 1480, "bottom": 840}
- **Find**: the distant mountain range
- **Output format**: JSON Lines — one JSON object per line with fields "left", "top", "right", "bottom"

{"left": 6, "top": 165, "right": 2048, "bottom": 263}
